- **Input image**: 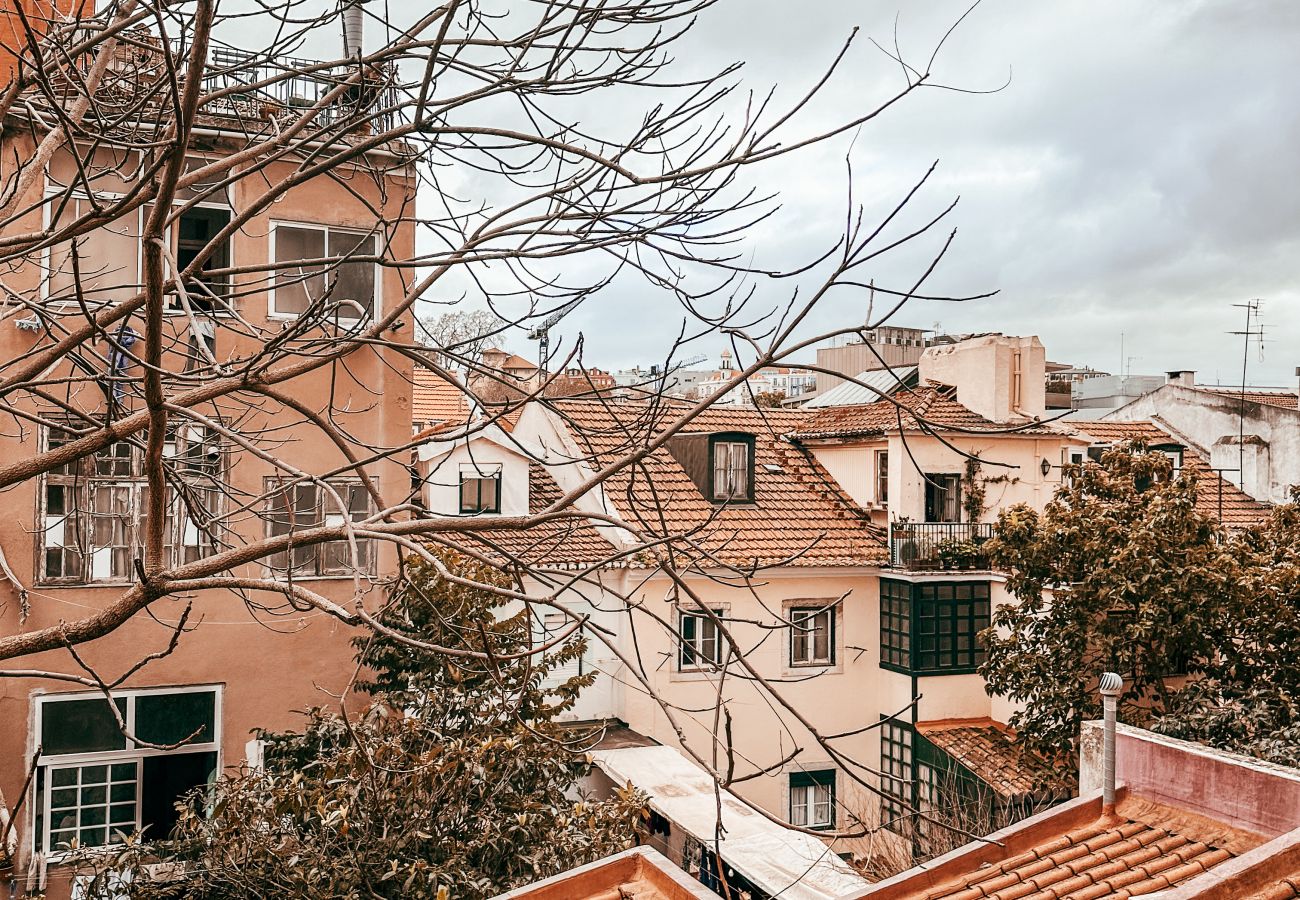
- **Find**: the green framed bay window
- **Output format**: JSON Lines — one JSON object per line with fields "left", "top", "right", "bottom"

{"left": 880, "top": 579, "right": 990, "bottom": 674}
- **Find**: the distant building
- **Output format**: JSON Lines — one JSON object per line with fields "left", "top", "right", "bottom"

{"left": 811, "top": 326, "right": 933, "bottom": 397}
{"left": 1045, "top": 361, "right": 1110, "bottom": 409}
{"left": 1105, "top": 371, "right": 1300, "bottom": 504}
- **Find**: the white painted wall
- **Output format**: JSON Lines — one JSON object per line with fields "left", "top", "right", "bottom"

{"left": 1109, "top": 383, "right": 1300, "bottom": 503}
{"left": 918, "top": 335, "right": 1047, "bottom": 423}
{"left": 418, "top": 428, "right": 531, "bottom": 516}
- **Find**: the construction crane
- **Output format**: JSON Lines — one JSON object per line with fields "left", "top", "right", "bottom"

{"left": 526, "top": 298, "right": 583, "bottom": 377}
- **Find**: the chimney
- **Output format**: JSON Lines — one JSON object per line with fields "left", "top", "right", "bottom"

{"left": 1293, "top": 366, "right": 1299, "bottom": 399}
{"left": 1099, "top": 671, "right": 1123, "bottom": 814}
{"left": 341, "top": 0, "right": 364, "bottom": 58}
{"left": 917, "top": 334, "right": 1046, "bottom": 423}
{"left": 1166, "top": 370, "right": 1195, "bottom": 388}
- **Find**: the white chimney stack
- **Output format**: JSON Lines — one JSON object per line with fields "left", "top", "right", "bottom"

{"left": 342, "top": 0, "right": 364, "bottom": 59}
{"left": 1099, "top": 671, "right": 1123, "bottom": 813}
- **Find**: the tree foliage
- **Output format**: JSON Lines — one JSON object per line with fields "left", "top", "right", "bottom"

{"left": 980, "top": 446, "right": 1240, "bottom": 768}
{"left": 74, "top": 550, "right": 642, "bottom": 899}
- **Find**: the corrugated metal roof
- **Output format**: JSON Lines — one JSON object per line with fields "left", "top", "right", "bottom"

{"left": 803, "top": 367, "right": 918, "bottom": 408}
{"left": 591, "top": 745, "right": 869, "bottom": 900}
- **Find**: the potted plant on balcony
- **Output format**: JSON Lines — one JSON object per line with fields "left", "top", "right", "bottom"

{"left": 936, "top": 538, "right": 983, "bottom": 570}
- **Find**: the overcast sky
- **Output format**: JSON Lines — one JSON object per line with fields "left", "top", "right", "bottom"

{"left": 475, "top": 0, "right": 1298, "bottom": 386}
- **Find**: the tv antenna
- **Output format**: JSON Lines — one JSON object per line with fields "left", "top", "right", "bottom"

{"left": 1228, "top": 299, "right": 1265, "bottom": 489}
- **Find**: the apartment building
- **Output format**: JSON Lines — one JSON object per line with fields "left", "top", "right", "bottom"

{"left": 415, "top": 334, "right": 1089, "bottom": 873}
{"left": 0, "top": 5, "right": 414, "bottom": 894}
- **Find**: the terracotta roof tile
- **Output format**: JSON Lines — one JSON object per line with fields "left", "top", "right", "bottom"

{"left": 1074, "top": 421, "right": 1272, "bottom": 527}
{"left": 903, "top": 796, "right": 1260, "bottom": 900}
{"left": 916, "top": 720, "right": 1056, "bottom": 802}
{"left": 792, "top": 387, "right": 1061, "bottom": 440}
{"left": 549, "top": 400, "right": 887, "bottom": 568}
{"left": 1195, "top": 388, "right": 1299, "bottom": 410}
{"left": 412, "top": 368, "right": 471, "bottom": 426}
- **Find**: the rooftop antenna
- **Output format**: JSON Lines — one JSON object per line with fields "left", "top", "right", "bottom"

{"left": 1228, "top": 300, "right": 1265, "bottom": 490}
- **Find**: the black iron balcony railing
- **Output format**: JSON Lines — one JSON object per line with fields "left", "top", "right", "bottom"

{"left": 889, "top": 522, "right": 995, "bottom": 571}
{"left": 203, "top": 47, "right": 400, "bottom": 132}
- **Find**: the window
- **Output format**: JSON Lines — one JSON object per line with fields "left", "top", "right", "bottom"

{"left": 789, "top": 769, "right": 835, "bottom": 829}
{"left": 880, "top": 579, "right": 912, "bottom": 670}
{"left": 34, "top": 687, "right": 219, "bottom": 853}
{"left": 712, "top": 440, "right": 750, "bottom": 501}
{"left": 880, "top": 579, "right": 990, "bottom": 674}
{"left": 458, "top": 464, "right": 501, "bottom": 514}
{"left": 39, "top": 424, "right": 223, "bottom": 583}
{"left": 924, "top": 474, "right": 962, "bottom": 522}
{"left": 539, "top": 611, "right": 584, "bottom": 683}
{"left": 679, "top": 608, "right": 724, "bottom": 670}
{"left": 45, "top": 196, "right": 142, "bottom": 304}
{"left": 172, "top": 206, "right": 232, "bottom": 313}
{"left": 790, "top": 606, "right": 835, "bottom": 667}
{"left": 271, "top": 223, "right": 378, "bottom": 319}
{"left": 265, "top": 479, "right": 374, "bottom": 576}
{"left": 875, "top": 449, "right": 889, "bottom": 504}
{"left": 879, "top": 717, "right": 913, "bottom": 832}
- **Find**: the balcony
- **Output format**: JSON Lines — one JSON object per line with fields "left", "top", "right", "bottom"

{"left": 889, "top": 522, "right": 995, "bottom": 571}
{"left": 203, "top": 48, "right": 399, "bottom": 132}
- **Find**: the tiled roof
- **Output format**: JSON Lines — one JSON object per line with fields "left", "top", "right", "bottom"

{"left": 412, "top": 368, "right": 471, "bottom": 426}
{"left": 917, "top": 720, "right": 1055, "bottom": 802}
{"left": 1195, "top": 387, "right": 1299, "bottom": 410}
{"left": 1075, "top": 421, "right": 1272, "bottom": 527}
{"left": 899, "top": 796, "right": 1257, "bottom": 900}
{"left": 792, "top": 387, "right": 1061, "bottom": 440}
{"left": 549, "top": 401, "right": 887, "bottom": 568}
{"left": 460, "top": 463, "right": 620, "bottom": 568}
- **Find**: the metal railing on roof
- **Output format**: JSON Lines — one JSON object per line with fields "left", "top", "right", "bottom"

{"left": 201, "top": 47, "right": 400, "bottom": 133}
{"left": 890, "top": 521, "right": 994, "bottom": 571}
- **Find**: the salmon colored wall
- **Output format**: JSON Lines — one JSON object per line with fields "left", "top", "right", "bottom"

{"left": 0, "top": 0, "right": 84, "bottom": 85}
{"left": 0, "top": 127, "right": 416, "bottom": 894}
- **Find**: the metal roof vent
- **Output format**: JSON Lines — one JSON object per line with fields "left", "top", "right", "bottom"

{"left": 1099, "top": 671, "right": 1123, "bottom": 813}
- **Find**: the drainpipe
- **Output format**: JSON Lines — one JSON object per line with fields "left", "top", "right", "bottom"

{"left": 1099, "top": 671, "right": 1123, "bottom": 814}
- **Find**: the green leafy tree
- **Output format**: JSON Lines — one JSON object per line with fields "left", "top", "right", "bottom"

{"left": 74, "top": 550, "right": 642, "bottom": 899}
{"left": 980, "top": 446, "right": 1241, "bottom": 770}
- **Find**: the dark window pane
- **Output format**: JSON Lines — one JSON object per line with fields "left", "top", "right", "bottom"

{"left": 41, "top": 698, "right": 127, "bottom": 755}
{"left": 135, "top": 691, "right": 216, "bottom": 746}
{"left": 141, "top": 751, "right": 217, "bottom": 841}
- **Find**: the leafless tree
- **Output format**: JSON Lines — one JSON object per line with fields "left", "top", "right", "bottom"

{"left": 0, "top": 0, "right": 1011, "bottom": 872}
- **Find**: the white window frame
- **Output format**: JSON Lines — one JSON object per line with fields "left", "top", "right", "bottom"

{"left": 31, "top": 684, "right": 223, "bottom": 859}
{"left": 40, "top": 185, "right": 144, "bottom": 308}
{"left": 267, "top": 220, "right": 382, "bottom": 321}
{"left": 458, "top": 462, "right": 502, "bottom": 515}
{"left": 789, "top": 604, "right": 836, "bottom": 668}
{"left": 166, "top": 200, "right": 237, "bottom": 317}
{"left": 712, "top": 440, "right": 750, "bottom": 501}
{"left": 537, "top": 609, "right": 584, "bottom": 686}
{"left": 678, "top": 607, "right": 725, "bottom": 671}
{"left": 263, "top": 477, "right": 375, "bottom": 578}
{"left": 36, "top": 424, "right": 225, "bottom": 585}
{"left": 787, "top": 769, "right": 835, "bottom": 830}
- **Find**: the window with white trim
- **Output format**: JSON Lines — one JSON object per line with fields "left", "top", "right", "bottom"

{"left": 789, "top": 605, "right": 835, "bottom": 666}
{"left": 711, "top": 441, "right": 750, "bottom": 501}
{"left": 270, "top": 223, "right": 378, "bottom": 319}
{"left": 539, "top": 611, "right": 584, "bottom": 684}
{"left": 678, "top": 608, "right": 724, "bottom": 670}
{"left": 458, "top": 463, "right": 501, "bottom": 514}
{"left": 38, "top": 424, "right": 223, "bottom": 583}
{"left": 789, "top": 769, "right": 835, "bottom": 829}
{"left": 34, "top": 687, "right": 220, "bottom": 853}
{"left": 265, "top": 478, "right": 375, "bottom": 576}
{"left": 45, "top": 196, "right": 143, "bottom": 304}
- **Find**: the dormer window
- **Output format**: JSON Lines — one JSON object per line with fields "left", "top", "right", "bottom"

{"left": 459, "top": 463, "right": 501, "bottom": 514}
{"left": 712, "top": 439, "right": 750, "bottom": 501}
{"left": 666, "top": 431, "right": 756, "bottom": 503}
